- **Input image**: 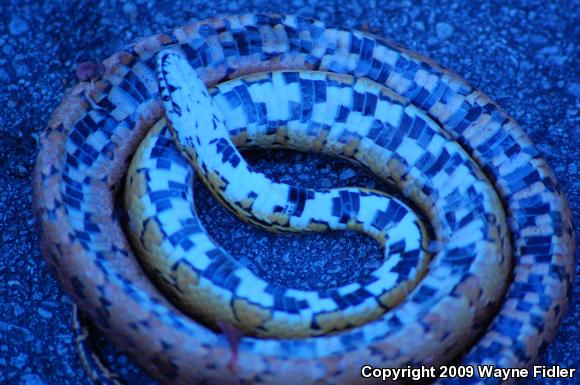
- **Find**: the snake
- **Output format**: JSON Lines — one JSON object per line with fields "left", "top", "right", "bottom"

{"left": 32, "top": 13, "right": 575, "bottom": 385}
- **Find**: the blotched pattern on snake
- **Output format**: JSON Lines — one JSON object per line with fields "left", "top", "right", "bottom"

{"left": 33, "top": 13, "right": 575, "bottom": 385}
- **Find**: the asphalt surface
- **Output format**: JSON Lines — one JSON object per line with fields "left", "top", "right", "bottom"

{"left": 0, "top": 1, "right": 578, "bottom": 384}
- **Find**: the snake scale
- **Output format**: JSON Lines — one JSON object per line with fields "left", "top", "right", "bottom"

{"left": 32, "top": 13, "right": 575, "bottom": 385}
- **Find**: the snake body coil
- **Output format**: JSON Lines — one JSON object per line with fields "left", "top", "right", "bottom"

{"left": 129, "top": 52, "right": 434, "bottom": 339}
{"left": 33, "top": 13, "right": 575, "bottom": 385}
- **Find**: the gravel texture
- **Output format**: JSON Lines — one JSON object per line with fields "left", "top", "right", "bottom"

{"left": 0, "top": 1, "right": 578, "bottom": 384}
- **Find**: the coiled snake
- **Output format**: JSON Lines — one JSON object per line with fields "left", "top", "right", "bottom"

{"left": 32, "top": 13, "right": 575, "bottom": 385}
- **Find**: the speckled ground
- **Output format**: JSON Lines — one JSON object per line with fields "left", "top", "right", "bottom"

{"left": 0, "top": 1, "right": 578, "bottom": 385}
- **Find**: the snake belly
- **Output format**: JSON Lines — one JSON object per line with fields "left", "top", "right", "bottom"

{"left": 128, "top": 50, "right": 433, "bottom": 338}
{"left": 33, "top": 13, "right": 575, "bottom": 385}
{"left": 126, "top": 47, "right": 507, "bottom": 345}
